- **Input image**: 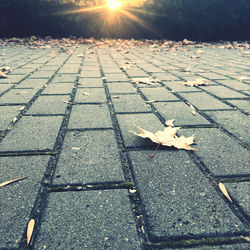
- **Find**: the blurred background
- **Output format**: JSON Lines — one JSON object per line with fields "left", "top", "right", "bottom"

{"left": 0, "top": 0, "right": 249, "bottom": 40}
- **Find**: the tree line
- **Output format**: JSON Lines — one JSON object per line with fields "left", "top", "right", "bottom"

{"left": 0, "top": 0, "right": 249, "bottom": 40}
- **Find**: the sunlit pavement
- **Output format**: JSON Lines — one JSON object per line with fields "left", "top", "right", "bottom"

{"left": 0, "top": 41, "right": 249, "bottom": 249}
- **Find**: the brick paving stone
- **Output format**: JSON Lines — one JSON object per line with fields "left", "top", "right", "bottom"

{"left": 30, "top": 71, "right": 55, "bottom": 79}
{"left": 205, "top": 110, "right": 250, "bottom": 143}
{"left": 0, "top": 75, "right": 26, "bottom": 84}
{"left": 153, "top": 102, "right": 211, "bottom": 126}
{"left": 42, "top": 83, "right": 73, "bottom": 94}
{"left": 107, "top": 82, "right": 136, "bottom": 94}
{"left": 68, "top": 104, "right": 112, "bottom": 129}
{"left": 80, "top": 70, "right": 101, "bottom": 78}
{"left": 0, "top": 156, "right": 50, "bottom": 248}
{"left": 104, "top": 73, "right": 129, "bottom": 82}
{"left": 153, "top": 73, "right": 181, "bottom": 81}
{"left": 15, "top": 78, "right": 48, "bottom": 89}
{"left": 227, "top": 99, "right": 250, "bottom": 113}
{"left": 0, "top": 88, "right": 38, "bottom": 104}
{"left": 52, "top": 73, "right": 77, "bottom": 83}
{"left": 128, "top": 150, "right": 248, "bottom": 240}
{"left": 216, "top": 79, "right": 250, "bottom": 91}
{"left": 0, "top": 116, "right": 63, "bottom": 151}
{"left": 111, "top": 94, "right": 151, "bottom": 113}
{"left": 179, "top": 92, "right": 232, "bottom": 110}
{"left": 180, "top": 128, "right": 250, "bottom": 176}
{"left": 225, "top": 182, "right": 250, "bottom": 215}
{"left": 26, "top": 95, "right": 70, "bottom": 115}
{"left": 140, "top": 87, "right": 179, "bottom": 101}
{"left": 58, "top": 64, "right": 79, "bottom": 74}
{"left": 200, "top": 85, "right": 247, "bottom": 99}
{"left": 34, "top": 190, "right": 141, "bottom": 249}
{"left": 39, "top": 65, "right": 60, "bottom": 71}
{"left": 197, "top": 72, "right": 231, "bottom": 80}
{"left": 78, "top": 77, "right": 103, "bottom": 87}
{"left": 0, "top": 105, "right": 23, "bottom": 130}
{"left": 125, "top": 69, "right": 149, "bottom": 77}
{"left": 10, "top": 68, "right": 34, "bottom": 75}
{"left": 53, "top": 130, "right": 124, "bottom": 184}
{"left": 162, "top": 80, "right": 202, "bottom": 92}
{"left": 117, "top": 113, "right": 163, "bottom": 148}
{"left": 74, "top": 88, "right": 107, "bottom": 103}
{"left": 0, "top": 84, "right": 11, "bottom": 95}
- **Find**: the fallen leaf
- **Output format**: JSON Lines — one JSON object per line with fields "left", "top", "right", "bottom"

{"left": 165, "top": 119, "right": 175, "bottom": 127}
{"left": 0, "top": 71, "right": 8, "bottom": 78}
{"left": 131, "top": 77, "right": 161, "bottom": 85}
{"left": 183, "top": 79, "right": 210, "bottom": 86}
{"left": 27, "top": 219, "right": 35, "bottom": 246}
{"left": 19, "top": 106, "right": 25, "bottom": 111}
{"left": 130, "top": 121, "right": 196, "bottom": 157}
{"left": 12, "top": 117, "right": 18, "bottom": 123}
{"left": 219, "top": 182, "right": 232, "bottom": 203}
{"left": 0, "top": 177, "right": 26, "bottom": 188}
{"left": 129, "top": 189, "right": 137, "bottom": 194}
{"left": 82, "top": 92, "right": 90, "bottom": 96}
{"left": 196, "top": 49, "right": 205, "bottom": 54}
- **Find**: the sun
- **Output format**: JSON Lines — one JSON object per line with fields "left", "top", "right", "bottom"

{"left": 107, "top": 0, "right": 122, "bottom": 10}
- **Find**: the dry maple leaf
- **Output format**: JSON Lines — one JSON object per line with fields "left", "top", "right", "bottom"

{"left": 183, "top": 79, "right": 209, "bottom": 87}
{"left": 130, "top": 120, "right": 197, "bottom": 157}
{"left": 0, "top": 71, "right": 8, "bottom": 78}
{"left": 131, "top": 77, "right": 161, "bottom": 85}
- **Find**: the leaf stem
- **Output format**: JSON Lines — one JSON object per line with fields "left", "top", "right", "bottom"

{"left": 149, "top": 143, "right": 161, "bottom": 158}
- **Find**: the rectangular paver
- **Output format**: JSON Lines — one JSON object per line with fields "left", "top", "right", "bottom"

{"left": 0, "top": 116, "right": 63, "bottom": 151}
{"left": 54, "top": 130, "right": 124, "bottom": 184}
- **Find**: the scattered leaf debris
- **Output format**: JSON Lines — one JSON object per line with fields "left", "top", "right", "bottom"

{"left": 131, "top": 77, "right": 161, "bottom": 85}
{"left": 183, "top": 79, "right": 210, "bottom": 87}
{"left": 218, "top": 182, "right": 232, "bottom": 203}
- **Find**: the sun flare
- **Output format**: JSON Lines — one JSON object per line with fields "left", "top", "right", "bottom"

{"left": 107, "top": 0, "right": 122, "bottom": 10}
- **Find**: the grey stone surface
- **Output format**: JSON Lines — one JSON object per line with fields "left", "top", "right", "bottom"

{"left": 105, "top": 73, "right": 129, "bottom": 82}
{"left": 27, "top": 95, "right": 70, "bottom": 115}
{"left": 140, "top": 87, "right": 179, "bottom": 101}
{"left": 0, "top": 105, "right": 23, "bottom": 130}
{"left": 162, "top": 80, "right": 201, "bottom": 92}
{"left": 30, "top": 71, "right": 55, "bottom": 78}
{"left": 197, "top": 72, "right": 230, "bottom": 80}
{"left": 78, "top": 77, "right": 103, "bottom": 87}
{"left": 112, "top": 94, "right": 151, "bottom": 113}
{"left": 153, "top": 102, "right": 211, "bottom": 126}
{"left": 227, "top": 99, "right": 250, "bottom": 113}
{"left": 200, "top": 85, "right": 247, "bottom": 98}
{"left": 58, "top": 64, "right": 79, "bottom": 74}
{"left": 179, "top": 92, "right": 232, "bottom": 110}
{"left": 42, "top": 83, "right": 73, "bottom": 94}
{"left": 15, "top": 78, "right": 48, "bottom": 89}
{"left": 52, "top": 73, "right": 77, "bottom": 83}
{"left": 34, "top": 190, "right": 141, "bottom": 249}
{"left": 216, "top": 79, "right": 250, "bottom": 91}
{"left": 128, "top": 150, "right": 248, "bottom": 240}
{"left": 0, "top": 156, "right": 50, "bottom": 248}
{"left": 74, "top": 88, "right": 107, "bottom": 103}
{"left": 0, "top": 116, "right": 63, "bottom": 151}
{"left": 0, "top": 88, "right": 38, "bottom": 104}
{"left": 153, "top": 72, "right": 180, "bottom": 81}
{"left": 0, "top": 74, "right": 26, "bottom": 84}
{"left": 68, "top": 104, "right": 112, "bottom": 129}
{"left": 0, "top": 84, "right": 11, "bottom": 95}
{"left": 180, "top": 128, "right": 250, "bottom": 176}
{"left": 80, "top": 70, "right": 101, "bottom": 78}
{"left": 205, "top": 110, "right": 250, "bottom": 143}
{"left": 54, "top": 130, "right": 124, "bottom": 184}
{"left": 225, "top": 182, "right": 250, "bottom": 215}
{"left": 117, "top": 113, "right": 163, "bottom": 148}
{"left": 107, "top": 82, "right": 136, "bottom": 94}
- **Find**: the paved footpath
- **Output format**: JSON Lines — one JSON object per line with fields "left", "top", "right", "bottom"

{"left": 0, "top": 40, "right": 249, "bottom": 249}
